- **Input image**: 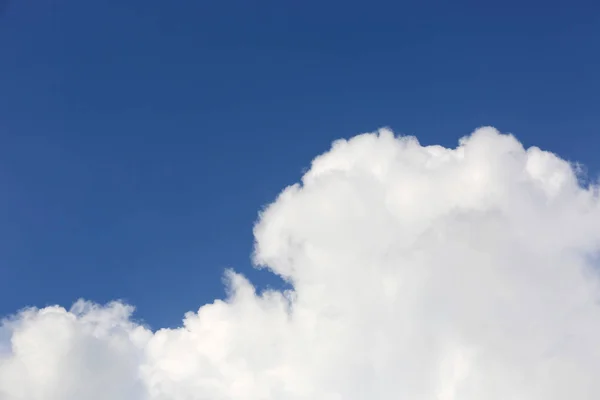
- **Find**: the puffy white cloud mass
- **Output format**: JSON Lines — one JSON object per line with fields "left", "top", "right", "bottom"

{"left": 2, "top": 127, "right": 600, "bottom": 400}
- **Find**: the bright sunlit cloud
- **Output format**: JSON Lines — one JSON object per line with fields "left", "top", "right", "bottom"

{"left": 2, "top": 127, "right": 600, "bottom": 399}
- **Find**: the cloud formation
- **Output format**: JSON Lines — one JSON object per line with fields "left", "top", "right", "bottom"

{"left": 2, "top": 127, "right": 600, "bottom": 399}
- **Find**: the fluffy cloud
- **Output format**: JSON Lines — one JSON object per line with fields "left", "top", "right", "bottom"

{"left": 2, "top": 127, "right": 600, "bottom": 399}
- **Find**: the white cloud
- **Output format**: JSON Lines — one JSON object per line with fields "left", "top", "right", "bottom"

{"left": 2, "top": 126, "right": 600, "bottom": 399}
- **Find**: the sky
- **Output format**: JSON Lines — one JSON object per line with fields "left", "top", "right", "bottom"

{"left": 1, "top": 0, "right": 599, "bottom": 329}
{"left": 1, "top": 2, "right": 600, "bottom": 398}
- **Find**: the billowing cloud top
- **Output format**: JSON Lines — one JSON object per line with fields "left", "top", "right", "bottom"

{"left": 2, "top": 127, "right": 600, "bottom": 399}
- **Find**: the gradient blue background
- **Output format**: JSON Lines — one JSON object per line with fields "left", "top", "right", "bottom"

{"left": 1, "top": 0, "right": 599, "bottom": 328}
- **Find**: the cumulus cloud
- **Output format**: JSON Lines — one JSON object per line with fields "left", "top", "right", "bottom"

{"left": 2, "top": 126, "right": 600, "bottom": 400}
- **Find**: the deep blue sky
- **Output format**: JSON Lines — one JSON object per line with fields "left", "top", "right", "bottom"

{"left": 1, "top": 0, "right": 599, "bottom": 328}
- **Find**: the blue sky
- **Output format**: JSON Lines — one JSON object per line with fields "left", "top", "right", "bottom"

{"left": 0, "top": 0, "right": 599, "bottom": 329}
